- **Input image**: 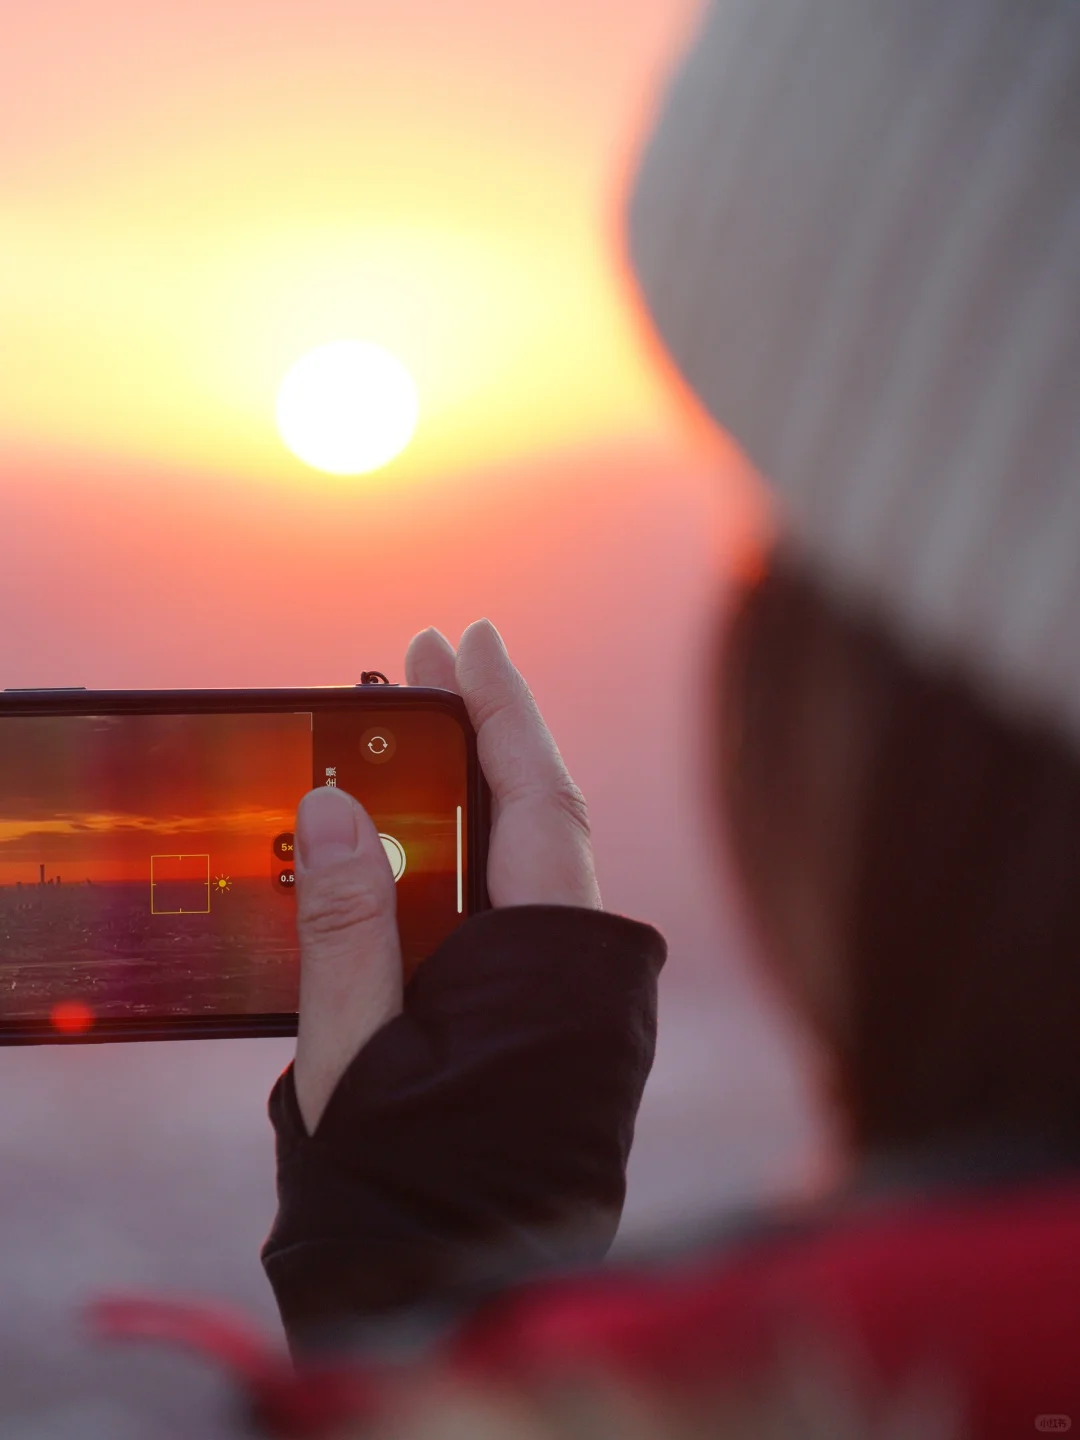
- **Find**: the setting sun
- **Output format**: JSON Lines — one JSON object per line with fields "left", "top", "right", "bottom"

{"left": 275, "top": 340, "right": 420, "bottom": 476}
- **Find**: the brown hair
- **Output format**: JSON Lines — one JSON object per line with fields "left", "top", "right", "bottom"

{"left": 716, "top": 546, "right": 1080, "bottom": 1156}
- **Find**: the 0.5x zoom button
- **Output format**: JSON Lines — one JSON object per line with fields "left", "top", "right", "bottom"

{"left": 276, "top": 868, "right": 295, "bottom": 891}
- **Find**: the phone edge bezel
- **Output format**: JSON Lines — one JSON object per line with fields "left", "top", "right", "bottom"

{"left": 0, "top": 685, "right": 492, "bottom": 1045}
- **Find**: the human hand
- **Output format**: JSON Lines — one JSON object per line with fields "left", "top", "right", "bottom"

{"left": 291, "top": 618, "right": 602, "bottom": 1134}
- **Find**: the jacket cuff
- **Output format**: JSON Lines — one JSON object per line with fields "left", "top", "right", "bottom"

{"left": 262, "top": 904, "right": 665, "bottom": 1350}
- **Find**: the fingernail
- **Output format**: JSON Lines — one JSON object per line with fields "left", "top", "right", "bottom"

{"left": 296, "top": 786, "right": 359, "bottom": 869}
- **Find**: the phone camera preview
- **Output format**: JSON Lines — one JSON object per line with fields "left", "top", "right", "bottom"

{"left": 360, "top": 726, "right": 396, "bottom": 765}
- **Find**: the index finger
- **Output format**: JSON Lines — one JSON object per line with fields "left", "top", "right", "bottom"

{"left": 404, "top": 626, "right": 458, "bottom": 691}
{"left": 453, "top": 619, "right": 577, "bottom": 810}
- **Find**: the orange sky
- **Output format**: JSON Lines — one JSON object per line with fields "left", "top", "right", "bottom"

{"left": 0, "top": 712, "right": 309, "bottom": 883}
{"left": 0, "top": 807, "right": 454, "bottom": 884}
{"left": 0, "top": 0, "right": 766, "bottom": 723}
{"left": 0, "top": 710, "right": 461, "bottom": 883}
{"left": 1, "top": 0, "right": 709, "bottom": 486}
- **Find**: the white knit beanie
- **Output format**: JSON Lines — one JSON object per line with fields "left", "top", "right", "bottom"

{"left": 626, "top": 0, "right": 1080, "bottom": 743}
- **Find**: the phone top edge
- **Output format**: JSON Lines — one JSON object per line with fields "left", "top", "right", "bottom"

{"left": 0, "top": 685, "right": 467, "bottom": 712}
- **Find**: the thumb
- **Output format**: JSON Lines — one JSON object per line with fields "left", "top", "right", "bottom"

{"left": 292, "top": 785, "right": 404, "bottom": 1136}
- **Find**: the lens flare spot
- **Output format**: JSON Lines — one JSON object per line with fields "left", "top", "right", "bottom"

{"left": 51, "top": 1001, "right": 94, "bottom": 1034}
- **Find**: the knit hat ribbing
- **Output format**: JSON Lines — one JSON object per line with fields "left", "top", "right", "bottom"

{"left": 626, "top": 0, "right": 1080, "bottom": 741}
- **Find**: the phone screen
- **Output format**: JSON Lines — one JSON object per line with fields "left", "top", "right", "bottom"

{"left": 0, "top": 702, "right": 472, "bottom": 1033}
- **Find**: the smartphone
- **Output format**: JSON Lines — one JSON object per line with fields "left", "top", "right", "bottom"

{"left": 0, "top": 682, "right": 490, "bottom": 1045}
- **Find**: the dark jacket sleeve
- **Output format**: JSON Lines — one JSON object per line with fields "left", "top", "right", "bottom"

{"left": 260, "top": 904, "right": 666, "bottom": 1353}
